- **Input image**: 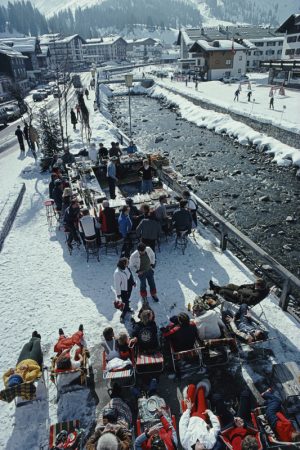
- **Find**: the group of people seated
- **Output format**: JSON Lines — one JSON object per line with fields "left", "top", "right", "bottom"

{"left": 83, "top": 374, "right": 300, "bottom": 450}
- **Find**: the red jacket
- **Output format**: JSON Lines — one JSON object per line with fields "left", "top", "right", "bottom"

{"left": 275, "top": 412, "right": 295, "bottom": 442}
{"left": 221, "top": 425, "right": 262, "bottom": 450}
{"left": 54, "top": 331, "right": 84, "bottom": 355}
{"left": 143, "top": 416, "right": 176, "bottom": 450}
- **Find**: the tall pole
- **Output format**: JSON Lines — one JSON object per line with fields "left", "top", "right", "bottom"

{"left": 128, "top": 86, "right": 132, "bottom": 138}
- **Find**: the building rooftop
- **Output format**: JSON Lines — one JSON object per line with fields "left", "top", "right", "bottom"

{"left": 0, "top": 36, "right": 37, "bottom": 53}
{"left": 276, "top": 14, "right": 300, "bottom": 33}
{"left": 189, "top": 39, "right": 246, "bottom": 53}
{"left": 178, "top": 25, "right": 284, "bottom": 46}
{"left": 0, "top": 42, "right": 27, "bottom": 59}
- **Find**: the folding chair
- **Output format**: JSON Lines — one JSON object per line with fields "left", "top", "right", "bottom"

{"left": 201, "top": 337, "right": 237, "bottom": 367}
{"left": 49, "top": 419, "right": 84, "bottom": 450}
{"left": 102, "top": 350, "right": 135, "bottom": 387}
{"left": 252, "top": 407, "right": 300, "bottom": 449}
{"left": 170, "top": 342, "right": 205, "bottom": 374}
{"left": 174, "top": 229, "right": 189, "bottom": 254}
{"left": 84, "top": 237, "right": 100, "bottom": 262}
{"left": 103, "top": 233, "right": 122, "bottom": 255}
{"left": 135, "top": 347, "right": 164, "bottom": 375}
{"left": 50, "top": 350, "right": 89, "bottom": 392}
{"left": 44, "top": 199, "right": 57, "bottom": 229}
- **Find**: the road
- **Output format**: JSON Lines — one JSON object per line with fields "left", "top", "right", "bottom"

{"left": 0, "top": 118, "right": 23, "bottom": 154}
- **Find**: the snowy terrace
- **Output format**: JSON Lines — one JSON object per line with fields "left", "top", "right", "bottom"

{"left": 0, "top": 72, "right": 299, "bottom": 448}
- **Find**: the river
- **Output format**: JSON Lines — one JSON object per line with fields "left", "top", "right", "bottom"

{"left": 109, "top": 94, "right": 300, "bottom": 279}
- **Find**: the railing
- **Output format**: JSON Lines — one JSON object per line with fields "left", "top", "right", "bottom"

{"left": 0, "top": 183, "right": 26, "bottom": 252}
{"left": 156, "top": 165, "right": 300, "bottom": 311}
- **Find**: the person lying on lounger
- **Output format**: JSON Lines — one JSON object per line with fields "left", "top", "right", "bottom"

{"left": 3, "top": 331, "right": 42, "bottom": 388}
{"left": 209, "top": 278, "right": 269, "bottom": 306}
{"left": 222, "top": 304, "right": 267, "bottom": 344}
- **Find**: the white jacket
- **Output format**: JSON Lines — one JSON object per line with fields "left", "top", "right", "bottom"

{"left": 194, "top": 310, "right": 225, "bottom": 340}
{"left": 114, "top": 267, "right": 131, "bottom": 296}
{"left": 179, "top": 409, "right": 220, "bottom": 450}
{"left": 79, "top": 215, "right": 96, "bottom": 238}
{"left": 129, "top": 247, "right": 155, "bottom": 272}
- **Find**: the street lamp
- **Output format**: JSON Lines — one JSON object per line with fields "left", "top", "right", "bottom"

{"left": 125, "top": 73, "right": 133, "bottom": 138}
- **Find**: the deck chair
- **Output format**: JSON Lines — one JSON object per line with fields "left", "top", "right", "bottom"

{"left": 252, "top": 407, "right": 300, "bottom": 449}
{"left": 135, "top": 347, "right": 164, "bottom": 375}
{"left": 201, "top": 337, "right": 237, "bottom": 367}
{"left": 50, "top": 350, "right": 89, "bottom": 392}
{"left": 170, "top": 342, "right": 205, "bottom": 374}
{"left": 102, "top": 350, "right": 135, "bottom": 387}
{"left": 84, "top": 237, "right": 100, "bottom": 262}
{"left": 49, "top": 419, "right": 84, "bottom": 450}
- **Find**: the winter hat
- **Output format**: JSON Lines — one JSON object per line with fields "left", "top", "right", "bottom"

{"left": 8, "top": 374, "right": 23, "bottom": 388}
{"left": 96, "top": 432, "right": 119, "bottom": 450}
{"left": 62, "top": 187, "right": 72, "bottom": 197}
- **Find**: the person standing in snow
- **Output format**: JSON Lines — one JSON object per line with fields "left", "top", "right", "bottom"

{"left": 234, "top": 89, "right": 240, "bottom": 102}
{"left": 76, "top": 103, "right": 81, "bottom": 119}
{"left": 247, "top": 91, "right": 252, "bottom": 102}
{"left": 70, "top": 108, "right": 77, "bottom": 130}
{"left": 85, "top": 88, "right": 89, "bottom": 99}
{"left": 129, "top": 242, "right": 159, "bottom": 302}
{"left": 269, "top": 90, "right": 274, "bottom": 110}
{"left": 15, "top": 125, "right": 25, "bottom": 153}
{"left": 23, "top": 122, "right": 30, "bottom": 148}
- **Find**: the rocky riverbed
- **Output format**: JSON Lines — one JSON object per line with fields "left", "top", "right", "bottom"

{"left": 109, "top": 94, "right": 300, "bottom": 278}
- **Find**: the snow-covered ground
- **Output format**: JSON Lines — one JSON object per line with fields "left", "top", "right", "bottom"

{"left": 0, "top": 72, "right": 299, "bottom": 449}
{"left": 143, "top": 68, "right": 300, "bottom": 135}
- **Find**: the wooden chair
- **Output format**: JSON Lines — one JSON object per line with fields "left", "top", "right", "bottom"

{"left": 85, "top": 237, "right": 100, "bottom": 262}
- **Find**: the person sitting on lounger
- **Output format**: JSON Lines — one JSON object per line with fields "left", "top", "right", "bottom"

{"left": 261, "top": 389, "right": 300, "bottom": 443}
{"left": 86, "top": 384, "right": 132, "bottom": 450}
{"left": 101, "top": 327, "right": 120, "bottom": 361}
{"left": 179, "top": 379, "right": 220, "bottom": 450}
{"left": 3, "top": 331, "right": 42, "bottom": 388}
{"left": 130, "top": 309, "right": 159, "bottom": 353}
{"left": 209, "top": 278, "right": 269, "bottom": 306}
{"left": 193, "top": 296, "right": 226, "bottom": 340}
{"left": 54, "top": 325, "right": 86, "bottom": 360}
{"left": 162, "top": 312, "right": 198, "bottom": 352}
{"left": 222, "top": 304, "right": 267, "bottom": 344}
{"left": 214, "top": 388, "right": 262, "bottom": 450}
{"left": 54, "top": 348, "right": 84, "bottom": 390}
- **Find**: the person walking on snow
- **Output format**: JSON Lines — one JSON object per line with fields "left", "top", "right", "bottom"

{"left": 247, "top": 91, "right": 252, "bottom": 102}
{"left": 85, "top": 88, "right": 89, "bottom": 99}
{"left": 75, "top": 104, "right": 81, "bottom": 119}
{"left": 15, "top": 125, "right": 25, "bottom": 153}
{"left": 269, "top": 89, "right": 274, "bottom": 110}
{"left": 70, "top": 108, "right": 77, "bottom": 130}
{"left": 234, "top": 89, "right": 240, "bottom": 102}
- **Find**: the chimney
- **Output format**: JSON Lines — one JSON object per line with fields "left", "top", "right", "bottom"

{"left": 201, "top": 27, "right": 205, "bottom": 35}
{"left": 212, "top": 40, "right": 220, "bottom": 47}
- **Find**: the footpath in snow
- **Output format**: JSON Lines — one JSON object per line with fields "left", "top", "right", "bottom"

{"left": 0, "top": 72, "right": 299, "bottom": 449}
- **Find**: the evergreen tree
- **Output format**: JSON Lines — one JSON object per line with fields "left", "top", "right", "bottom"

{"left": 39, "top": 107, "right": 62, "bottom": 159}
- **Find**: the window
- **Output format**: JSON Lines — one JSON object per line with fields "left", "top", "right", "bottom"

{"left": 278, "top": 41, "right": 283, "bottom": 46}
{"left": 266, "top": 50, "right": 275, "bottom": 55}
{"left": 225, "top": 59, "right": 231, "bottom": 65}
{"left": 246, "top": 61, "right": 249, "bottom": 66}
{"left": 239, "top": 55, "right": 242, "bottom": 60}
{"left": 238, "top": 68, "right": 241, "bottom": 73}
{"left": 287, "top": 36, "right": 297, "bottom": 43}
{"left": 267, "top": 42, "right": 276, "bottom": 46}
{"left": 254, "top": 51, "right": 263, "bottom": 56}
{"left": 296, "top": 48, "right": 300, "bottom": 55}
{"left": 277, "top": 49, "right": 282, "bottom": 55}
{"left": 255, "top": 42, "right": 264, "bottom": 47}
{"left": 298, "top": 35, "right": 300, "bottom": 42}
{"left": 285, "top": 49, "right": 295, "bottom": 55}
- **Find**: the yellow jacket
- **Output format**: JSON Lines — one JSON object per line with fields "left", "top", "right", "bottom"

{"left": 3, "top": 359, "right": 42, "bottom": 387}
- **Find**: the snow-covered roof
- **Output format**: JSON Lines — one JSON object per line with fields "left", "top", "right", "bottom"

{"left": 55, "top": 34, "right": 85, "bottom": 44}
{"left": 242, "top": 39, "right": 257, "bottom": 49}
{"left": 39, "top": 33, "right": 61, "bottom": 44}
{"left": 277, "top": 14, "right": 300, "bottom": 33}
{"left": 250, "top": 37, "right": 284, "bottom": 43}
{"left": 84, "top": 36, "right": 125, "bottom": 47}
{"left": 0, "top": 36, "right": 37, "bottom": 53}
{"left": 0, "top": 42, "right": 27, "bottom": 59}
{"left": 190, "top": 39, "right": 246, "bottom": 52}
{"left": 179, "top": 25, "right": 284, "bottom": 47}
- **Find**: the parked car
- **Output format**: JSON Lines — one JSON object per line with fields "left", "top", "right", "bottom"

{"left": 72, "top": 74, "right": 82, "bottom": 88}
{"left": 32, "top": 92, "right": 46, "bottom": 102}
{"left": 0, "top": 107, "right": 8, "bottom": 127}
{"left": 37, "top": 89, "right": 48, "bottom": 97}
{"left": 53, "top": 88, "right": 62, "bottom": 98}
{"left": 4, "top": 104, "right": 21, "bottom": 121}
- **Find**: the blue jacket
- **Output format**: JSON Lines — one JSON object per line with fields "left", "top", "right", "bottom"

{"left": 126, "top": 144, "right": 137, "bottom": 154}
{"left": 118, "top": 213, "right": 132, "bottom": 237}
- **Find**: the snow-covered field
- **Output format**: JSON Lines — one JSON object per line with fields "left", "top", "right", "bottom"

{"left": 0, "top": 73, "right": 299, "bottom": 449}
{"left": 144, "top": 69, "right": 300, "bottom": 135}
